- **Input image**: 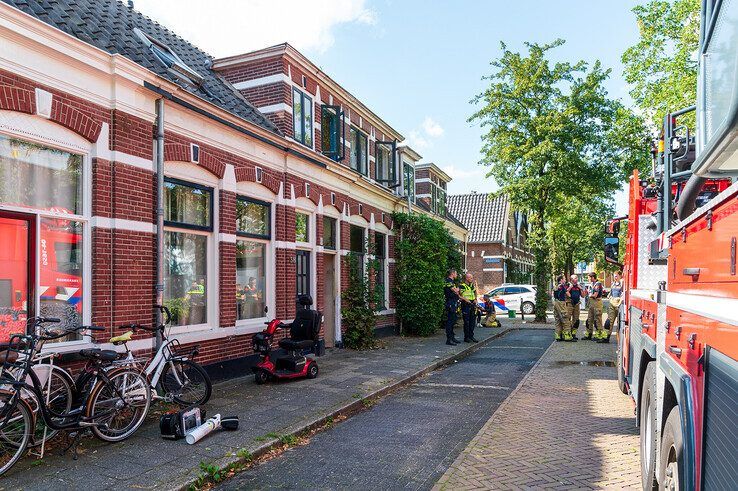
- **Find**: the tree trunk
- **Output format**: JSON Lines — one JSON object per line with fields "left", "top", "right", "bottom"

{"left": 532, "top": 209, "right": 549, "bottom": 323}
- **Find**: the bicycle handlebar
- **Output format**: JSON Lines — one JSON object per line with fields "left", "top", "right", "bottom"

{"left": 121, "top": 323, "right": 160, "bottom": 333}
{"left": 39, "top": 324, "right": 103, "bottom": 340}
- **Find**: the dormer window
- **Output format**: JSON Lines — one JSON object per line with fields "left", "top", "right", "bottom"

{"left": 293, "top": 88, "right": 313, "bottom": 147}
{"left": 134, "top": 28, "right": 203, "bottom": 87}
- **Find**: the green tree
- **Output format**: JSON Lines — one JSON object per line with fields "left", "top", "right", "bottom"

{"left": 622, "top": 0, "right": 700, "bottom": 129}
{"left": 470, "top": 40, "right": 641, "bottom": 321}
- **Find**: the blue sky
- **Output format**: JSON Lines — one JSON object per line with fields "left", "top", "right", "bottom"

{"left": 136, "top": 0, "right": 645, "bottom": 213}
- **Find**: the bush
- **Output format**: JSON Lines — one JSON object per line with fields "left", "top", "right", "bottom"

{"left": 393, "top": 212, "right": 461, "bottom": 336}
{"left": 341, "top": 253, "right": 382, "bottom": 349}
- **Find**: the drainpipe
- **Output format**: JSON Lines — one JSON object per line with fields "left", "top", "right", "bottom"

{"left": 154, "top": 98, "right": 165, "bottom": 349}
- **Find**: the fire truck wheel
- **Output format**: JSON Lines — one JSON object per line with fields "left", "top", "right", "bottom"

{"left": 616, "top": 341, "right": 628, "bottom": 395}
{"left": 640, "top": 362, "right": 658, "bottom": 490}
{"left": 658, "top": 406, "right": 683, "bottom": 491}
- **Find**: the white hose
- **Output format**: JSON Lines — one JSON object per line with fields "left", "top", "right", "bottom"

{"left": 186, "top": 414, "right": 221, "bottom": 444}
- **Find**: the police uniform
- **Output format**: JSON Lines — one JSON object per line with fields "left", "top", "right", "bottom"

{"left": 459, "top": 280, "right": 478, "bottom": 342}
{"left": 587, "top": 279, "right": 605, "bottom": 339}
{"left": 603, "top": 279, "right": 623, "bottom": 339}
{"left": 553, "top": 283, "right": 570, "bottom": 340}
{"left": 443, "top": 277, "right": 460, "bottom": 344}
{"left": 566, "top": 283, "right": 583, "bottom": 337}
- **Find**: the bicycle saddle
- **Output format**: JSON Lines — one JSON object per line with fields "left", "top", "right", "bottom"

{"left": 0, "top": 350, "right": 19, "bottom": 363}
{"left": 79, "top": 348, "right": 118, "bottom": 362}
{"left": 110, "top": 331, "right": 133, "bottom": 345}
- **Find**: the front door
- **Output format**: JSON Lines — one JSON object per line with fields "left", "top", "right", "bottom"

{"left": 323, "top": 254, "right": 336, "bottom": 347}
{"left": 296, "top": 250, "right": 311, "bottom": 306}
{"left": 0, "top": 211, "right": 35, "bottom": 342}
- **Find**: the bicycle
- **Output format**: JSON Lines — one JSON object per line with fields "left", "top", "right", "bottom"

{"left": 0, "top": 318, "right": 151, "bottom": 476}
{"left": 109, "top": 305, "right": 211, "bottom": 406}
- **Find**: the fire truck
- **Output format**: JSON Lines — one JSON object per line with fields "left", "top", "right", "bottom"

{"left": 604, "top": 2, "right": 738, "bottom": 489}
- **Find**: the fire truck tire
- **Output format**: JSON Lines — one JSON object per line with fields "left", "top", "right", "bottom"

{"left": 658, "top": 406, "right": 684, "bottom": 490}
{"left": 640, "top": 362, "right": 658, "bottom": 490}
{"left": 616, "top": 342, "right": 628, "bottom": 395}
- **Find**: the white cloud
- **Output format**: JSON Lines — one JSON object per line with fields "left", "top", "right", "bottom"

{"left": 441, "top": 165, "right": 484, "bottom": 180}
{"left": 421, "top": 116, "right": 444, "bottom": 138}
{"left": 133, "top": 0, "right": 377, "bottom": 57}
{"left": 405, "top": 130, "right": 430, "bottom": 150}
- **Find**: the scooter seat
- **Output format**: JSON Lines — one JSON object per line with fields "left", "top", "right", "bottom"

{"left": 278, "top": 339, "right": 314, "bottom": 351}
{"left": 79, "top": 348, "right": 118, "bottom": 362}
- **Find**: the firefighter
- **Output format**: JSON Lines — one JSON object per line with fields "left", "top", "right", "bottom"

{"left": 443, "top": 269, "right": 461, "bottom": 345}
{"left": 599, "top": 271, "right": 623, "bottom": 344}
{"left": 586, "top": 272, "right": 605, "bottom": 340}
{"left": 553, "top": 274, "right": 573, "bottom": 342}
{"left": 459, "top": 273, "right": 479, "bottom": 343}
{"left": 566, "top": 274, "right": 584, "bottom": 339}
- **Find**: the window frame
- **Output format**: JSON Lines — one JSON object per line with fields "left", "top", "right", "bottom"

{"left": 349, "top": 126, "right": 368, "bottom": 176}
{"left": 322, "top": 215, "right": 337, "bottom": 251}
{"left": 236, "top": 238, "right": 269, "bottom": 323}
{"left": 374, "top": 232, "right": 387, "bottom": 310}
{"left": 295, "top": 211, "right": 311, "bottom": 244}
{"left": 321, "top": 105, "right": 345, "bottom": 161}
{"left": 403, "top": 161, "right": 415, "bottom": 201}
{"left": 292, "top": 88, "right": 313, "bottom": 147}
{"left": 236, "top": 196, "right": 271, "bottom": 240}
{"left": 375, "top": 140, "right": 397, "bottom": 186}
{"left": 163, "top": 177, "right": 214, "bottom": 232}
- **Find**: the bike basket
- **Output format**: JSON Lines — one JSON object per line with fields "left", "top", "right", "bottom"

{"left": 0, "top": 334, "right": 33, "bottom": 373}
{"left": 169, "top": 339, "right": 198, "bottom": 358}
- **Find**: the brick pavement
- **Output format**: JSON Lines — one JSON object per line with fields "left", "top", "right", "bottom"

{"left": 434, "top": 337, "right": 639, "bottom": 490}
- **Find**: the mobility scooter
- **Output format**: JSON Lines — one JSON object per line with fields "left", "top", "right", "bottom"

{"left": 252, "top": 295, "right": 322, "bottom": 384}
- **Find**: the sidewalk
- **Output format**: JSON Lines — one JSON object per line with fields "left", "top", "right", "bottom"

{"left": 434, "top": 337, "right": 640, "bottom": 490}
{"left": 1, "top": 323, "right": 516, "bottom": 490}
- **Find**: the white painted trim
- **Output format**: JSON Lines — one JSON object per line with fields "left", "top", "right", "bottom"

{"left": 415, "top": 178, "right": 431, "bottom": 184}
{"left": 219, "top": 233, "right": 237, "bottom": 243}
{"left": 111, "top": 151, "right": 154, "bottom": 171}
{"left": 91, "top": 216, "right": 156, "bottom": 234}
{"left": 483, "top": 268, "right": 504, "bottom": 272}
{"left": 221, "top": 164, "right": 237, "bottom": 193}
{"left": 275, "top": 241, "right": 297, "bottom": 250}
{"left": 667, "top": 292, "right": 738, "bottom": 327}
{"left": 378, "top": 308, "right": 396, "bottom": 316}
{"left": 231, "top": 73, "right": 291, "bottom": 90}
{"left": 34, "top": 88, "right": 52, "bottom": 118}
{"left": 258, "top": 103, "right": 291, "bottom": 114}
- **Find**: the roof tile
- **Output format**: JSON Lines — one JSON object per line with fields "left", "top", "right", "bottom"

{"left": 447, "top": 192, "right": 508, "bottom": 243}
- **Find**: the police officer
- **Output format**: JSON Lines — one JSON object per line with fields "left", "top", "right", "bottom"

{"left": 443, "top": 269, "right": 461, "bottom": 345}
{"left": 459, "top": 273, "right": 479, "bottom": 343}
{"left": 599, "top": 271, "right": 623, "bottom": 344}
{"left": 566, "top": 274, "right": 584, "bottom": 339}
{"left": 553, "top": 274, "right": 574, "bottom": 342}
{"left": 586, "top": 272, "right": 605, "bottom": 340}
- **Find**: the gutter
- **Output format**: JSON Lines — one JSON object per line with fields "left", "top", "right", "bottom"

{"left": 154, "top": 98, "right": 165, "bottom": 349}
{"left": 143, "top": 82, "right": 326, "bottom": 169}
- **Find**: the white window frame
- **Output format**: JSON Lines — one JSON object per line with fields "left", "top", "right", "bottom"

{"left": 295, "top": 200, "right": 317, "bottom": 301}
{"left": 0, "top": 127, "right": 92, "bottom": 350}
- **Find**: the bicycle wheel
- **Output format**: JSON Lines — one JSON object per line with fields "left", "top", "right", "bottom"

{"left": 85, "top": 368, "right": 151, "bottom": 442}
{"left": 160, "top": 359, "right": 212, "bottom": 406}
{"left": 0, "top": 392, "right": 33, "bottom": 477}
{"left": 25, "top": 365, "right": 74, "bottom": 447}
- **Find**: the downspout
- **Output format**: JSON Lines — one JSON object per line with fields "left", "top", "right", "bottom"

{"left": 154, "top": 98, "right": 165, "bottom": 349}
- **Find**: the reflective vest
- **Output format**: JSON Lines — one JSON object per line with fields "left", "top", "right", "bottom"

{"left": 460, "top": 282, "right": 476, "bottom": 302}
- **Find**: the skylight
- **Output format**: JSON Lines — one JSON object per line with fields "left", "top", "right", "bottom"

{"left": 133, "top": 27, "right": 203, "bottom": 87}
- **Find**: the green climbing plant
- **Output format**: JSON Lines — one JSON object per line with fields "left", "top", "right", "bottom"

{"left": 341, "top": 250, "right": 382, "bottom": 350}
{"left": 393, "top": 212, "right": 461, "bottom": 337}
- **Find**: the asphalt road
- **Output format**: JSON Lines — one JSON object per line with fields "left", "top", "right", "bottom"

{"left": 218, "top": 328, "right": 552, "bottom": 490}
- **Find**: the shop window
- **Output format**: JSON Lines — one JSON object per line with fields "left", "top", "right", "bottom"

{"left": 321, "top": 105, "right": 344, "bottom": 160}
{"left": 293, "top": 88, "right": 313, "bottom": 147}
{"left": 349, "top": 127, "right": 368, "bottom": 176}
{"left": 164, "top": 178, "right": 213, "bottom": 230}
{"left": 236, "top": 240, "right": 266, "bottom": 321}
{"left": 374, "top": 232, "right": 386, "bottom": 310}
{"left": 163, "top": 178, "right": 212, "bottom": 327}
{"left": 296, "top": 212, "right": 310, "bottom": 242}
{"left": 0, "top": 135, "right": 83, "bottom": 214}
{"left": 236, "top": 197, "right": 270, "bottom": 239}
{"left": 323, "top": 216, "right": 337, "bottom": 250}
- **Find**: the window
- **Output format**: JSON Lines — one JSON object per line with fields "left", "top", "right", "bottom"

{"left": 349, "top": 127, "right": 368, "bottom": 175}
{"left": 403, "top": 162, "right": 415, "bottom": 201}
{"left": 0, "top": 135, "right": 83, "bottom": 214}
{"left": 323, "top": 216, "right": 337, "bottom": 250}
{"left": 293, "top": 88, "right": 313, "bottom": 147}
{"left": 430, "top": 183, "right": 446, "bottom": 216}
{"left": 164, "top": 231, "right": 208, "bottom": 326}
{"left": 375, "top": 141, "right": 396, "bottom": 186}
{"left": 164, "top": 179, "right": 213, "bottom": 230}
{"left": 295, "top": 212, "right": 309, "bottom": 242}
{"left": 374, "top": 232, "right": 386, "bottom": 309}
{"left": 438, "top": 188, "right": 447, "bottom": 216}
{"left": 504, "top": 286, "right": 526, "bottom": 294}
{"left": 236, "top": 240, "right": 266, "bottom": 320}
{"left": 321, "top": 106, "right": 343, "bottom": 160}
{"left": 350, "top": 224, "right": 365, "bottom": 275}
{"left": 236, "top": 197, "right": 270, "bottom": 239}
{"left": 133, "top": 27, "right": 203, "bottom": 87}
{"left": 163, "top": 178, "right": 212, "bottom": 327}
{"left": 0, "top": 136, "right": 87, "bottom": 342}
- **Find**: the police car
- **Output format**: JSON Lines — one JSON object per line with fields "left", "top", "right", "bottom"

{"left": 485, "top": 284, "right": 537, "bottom": 315}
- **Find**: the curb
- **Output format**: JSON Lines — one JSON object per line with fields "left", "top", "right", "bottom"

{"left": 175, "top": 327, "right": 515, "bottom": 490}
{"left": 434, "top": 337, "right": 556, "bottom": 490}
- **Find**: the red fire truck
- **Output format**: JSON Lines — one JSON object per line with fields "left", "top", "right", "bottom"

{"left": 605, "top": 2, "right": 738, "bottom": 489}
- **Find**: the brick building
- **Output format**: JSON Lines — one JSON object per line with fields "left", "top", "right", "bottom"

{"left": 447, "top": 192, "right": 534, "bottom": 292}
{"left": 0, "top": 0, "right": 467, "bottom": 375}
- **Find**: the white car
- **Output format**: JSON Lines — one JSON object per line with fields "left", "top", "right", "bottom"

{"left": 485, "top": 284, "right": 537, "bottom": 315}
